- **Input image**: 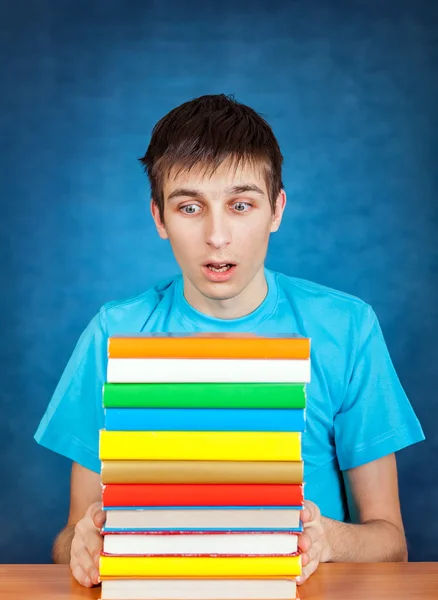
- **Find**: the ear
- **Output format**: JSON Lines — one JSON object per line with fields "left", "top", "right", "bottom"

{"left": 270, "top": 189, "right": 287, "bottom": 233}
{"left": 150, "top": 199, "right": 168, "bottom": 240}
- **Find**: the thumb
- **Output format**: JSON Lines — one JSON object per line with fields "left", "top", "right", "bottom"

{"left": 88, "top": 502, "right": 106, "bottom": 529}
{"left": 301, "top": 500, "right": 319, "bottom": 524}
{"left": 93, "top": 508, "right": 106, "bottom": 529}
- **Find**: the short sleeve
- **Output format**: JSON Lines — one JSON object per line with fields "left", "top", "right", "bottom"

{"left": 334, "top": 305, "right": 425, "bottom": 471}
{"left": 34, "top": 309, "right": 108, "bottom": 473}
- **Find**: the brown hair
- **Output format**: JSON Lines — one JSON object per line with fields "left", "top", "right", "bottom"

{"left": 139, "top": 94, "right": 284, "bottom": 223}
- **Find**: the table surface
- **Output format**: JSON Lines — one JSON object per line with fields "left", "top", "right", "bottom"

{"left": 1, "top": 563, "right": 437, "bottom": 599}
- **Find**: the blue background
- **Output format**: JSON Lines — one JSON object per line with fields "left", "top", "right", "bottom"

{"left": 0, "top": 0, "right": 436, "bottom": 562}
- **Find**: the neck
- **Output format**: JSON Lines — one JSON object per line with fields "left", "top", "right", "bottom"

{"left": 183, "top": 268, "right": 268, "bottom": 320}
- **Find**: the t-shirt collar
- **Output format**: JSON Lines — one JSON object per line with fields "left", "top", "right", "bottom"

{"left": 175, "top": 268, "right": 279, "bottom": 332}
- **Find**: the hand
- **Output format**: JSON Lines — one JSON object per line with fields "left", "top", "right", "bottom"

{"left": 70, "top": 501, "right": 106, "bottom": 587}
{"left": 297, "top": 500, "right": 331, "bottom": 585}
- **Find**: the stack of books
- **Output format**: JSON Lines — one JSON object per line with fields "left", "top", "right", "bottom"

{"left": 99, "top": 333, "right": 310, "bottom": 600}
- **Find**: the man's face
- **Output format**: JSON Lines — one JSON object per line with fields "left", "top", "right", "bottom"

{"left": 151, "top": 159, "right": 286, "bottom": 306}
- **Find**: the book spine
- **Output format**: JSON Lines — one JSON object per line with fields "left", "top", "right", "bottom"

{"left": 107, "top": 359, "right": 311, "bottom": 384}
{"left": 102, "top": 484, "right": 304, "bottom": 508}
{"left": 103, "top": 382, "right": 307, "bottom": 409}
{"left": 104, "top": 408, "right": 306, "bottom": 432}
{"left": 99, "top": 431, "right": 302, "bottom": 462}
{"left": 108, "top": 337, "right": 310, "bottom": 359}
{"left": 100, "top": 460, "right": 304, "bottom": 485}
{"left": 99, "top": 555, "right": 302, "bottom": 577}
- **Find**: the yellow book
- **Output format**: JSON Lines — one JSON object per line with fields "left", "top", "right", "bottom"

{"left": 99, "top": 555, "right": 301, "bottom": 578}
{"left": 99, "top": 431, "right": 301, "bottom": 461}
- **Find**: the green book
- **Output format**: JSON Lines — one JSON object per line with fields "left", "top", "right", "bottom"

{"left": 103, "top": 382, "right": 306, "bottom": 409}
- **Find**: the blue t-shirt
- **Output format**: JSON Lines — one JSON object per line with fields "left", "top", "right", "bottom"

{"left": 34, "top": 269, "right": 424, "bottom": 521}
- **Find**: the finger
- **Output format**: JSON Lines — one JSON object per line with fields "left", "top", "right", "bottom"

{"left": 89, "top": 503, "right": 104, "bottom": 525}
{"left": 74, "top": 546, "right": 100, "bottom": 584}
{"left": 298, "top": 558, "right": 319, "bottom": 585}
{"left": 299, "top": 540, "right": 321, "bottom": 568}
{"left": 304, "top": 559, "right": 319, "bottom": 580}
{"left": 298, "top": 531, "right": 311, "bottom": 553}
{"left": 300, "top": 551, "right": 310, "bottom": 568}
{"left": 73, "top": 530, "right": 102, "bottom": 572}
{"left": 83, "top": 531, "right": 103, "bottom": 569}
{"left": 302, "top": 522, "right": 323, "bottom": 545}
{"left": 93, "top": 508, "right": 106, "bottom": 529}
{"left": 306, "top": 539, "right": 321, "bottom": 564}
{"left": 298, "top": 525, "right": 322, "bottom": 561}
{"left": 301, "top": 500, "right": 319, "bottom": 524}
{"left": 71, "top": 563, "right": 93, "bottom": 588}
{"left": 300, "top": 507, "right": 311, "bottom": 523}
{"left": 87, "top": 548, "right": 101, "bottom": 572}
{"left": 88, "top": 501, "right": 102, "bottom": 520}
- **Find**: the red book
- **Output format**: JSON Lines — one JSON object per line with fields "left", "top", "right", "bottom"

{"left": 102, "top": 483, "right": 304, "bottom": 507}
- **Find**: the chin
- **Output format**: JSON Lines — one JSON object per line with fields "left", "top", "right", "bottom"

{"left": 199, "top": 281, "right": 242, "bottom": 302}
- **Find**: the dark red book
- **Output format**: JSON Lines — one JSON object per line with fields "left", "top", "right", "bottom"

{"left": 102, "top": 483, "right": 304, "bottom": 507}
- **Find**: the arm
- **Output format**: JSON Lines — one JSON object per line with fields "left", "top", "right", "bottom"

{"left": 53, "top": 462, "right": 104, "bottom": 587}
{"left": 322, "top": 453, "right": 407, "bottom": 562}
{"left": 298, "top": 453, "right": 407, "bottom": 583}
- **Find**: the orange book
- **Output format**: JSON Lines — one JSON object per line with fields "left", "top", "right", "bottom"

{"left": 108, "top": 333, "right": 310, "bottom": 360}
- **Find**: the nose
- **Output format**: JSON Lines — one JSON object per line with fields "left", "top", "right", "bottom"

{"left": 204, "top": 211, "right": 231, "bottom": 250}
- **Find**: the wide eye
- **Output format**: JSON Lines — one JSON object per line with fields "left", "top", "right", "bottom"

{"left": 233, "top": 201, "right": 251, "bottom": 212}
{"left": 180, "top": 204, "right": 201, "bottom": 215}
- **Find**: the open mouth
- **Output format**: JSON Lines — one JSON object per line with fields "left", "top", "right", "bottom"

{"left": 206, "top": 263, "right": 235, "bottom": 273}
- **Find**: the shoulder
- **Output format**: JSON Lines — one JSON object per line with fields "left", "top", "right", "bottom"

{"left": 96, "top": 275, "right": 180, "bottom": 335}
{"left": 270, "top": 271, "right": 385, "bottom": 413}
{"left": 272, "top": 269, "right": 374, "bottom": 332}
{"left": 274, "top": 270, "right": 368, "bottom": 310}
{"left": 270, "top": 270, "right": 379, "bottom": 378}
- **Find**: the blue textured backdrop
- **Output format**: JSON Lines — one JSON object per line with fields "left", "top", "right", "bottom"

{"left": 0, "top": 0, "right": 437, "bottom": 563}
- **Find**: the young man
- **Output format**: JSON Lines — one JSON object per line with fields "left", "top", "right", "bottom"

{"left": 35, "top": 94, "right": 424, "bottom": 588}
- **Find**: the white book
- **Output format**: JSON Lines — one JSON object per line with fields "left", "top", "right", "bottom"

{"left": 104, "top": 508, "right": 301, "bottom": 531}
{"left": 107, "top": 358, "right": 311, "bottom": 383}
{"left": 103, "top": 532, "right": 299, "bottom": 556}
{"left": 101, "top": 578, "right": 297, "bottom": 600}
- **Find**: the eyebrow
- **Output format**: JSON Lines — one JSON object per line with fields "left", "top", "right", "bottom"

{"left": 167, "top": 184, "right": 266, "bottom": 201}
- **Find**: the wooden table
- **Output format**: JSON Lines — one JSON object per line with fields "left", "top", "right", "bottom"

{"left": 0, "top": 563, "right": 437, "bottom": 599}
